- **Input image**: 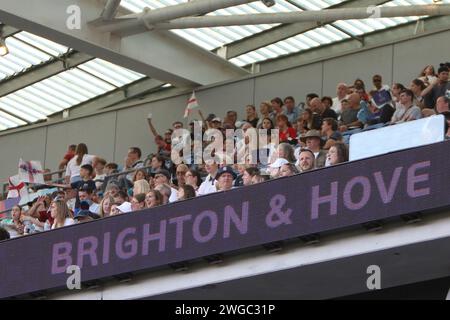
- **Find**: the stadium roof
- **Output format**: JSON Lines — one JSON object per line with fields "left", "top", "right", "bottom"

{"left": 0, "top": 0, "right": 449, "bottom": 131}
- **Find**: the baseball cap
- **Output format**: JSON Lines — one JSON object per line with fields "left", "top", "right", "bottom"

{"left": 212, "top": 117, "right": 222, "bottom": 123}
{"left": 215, "top": 166, "right": 237, "bottom": 180}
{"left": 117, "top": 201, "right": 132, "bottom": 213}
{"left": 154, "top": 169, "right": 171, "bottom": 180}
{"left": 269, "top": 158, "right": 289, "bottom": 168}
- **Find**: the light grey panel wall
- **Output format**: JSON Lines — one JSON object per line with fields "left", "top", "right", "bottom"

{"left": 254, "top": 62, "right": 323, "bottom": 106}
{"left": 322, "top": 46, "right": 394, "bottom": 97}
{"left": 393, "top": 30, "right": 450, "bottom": 85}
{"left": 196, "top": 78, "right": 254, "bottom": 121}
{"left": 0, "top": 127, "right": 47, "bottom": 181}
{"left": 114, "top": 95, "right": 186, "bottom": 161}
{"left": 45, "top": 112, "right": 117, "bottom": 171}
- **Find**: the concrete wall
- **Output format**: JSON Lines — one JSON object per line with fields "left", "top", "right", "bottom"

{"left": 1, "top": 29, "right": 450, "bottom": 181}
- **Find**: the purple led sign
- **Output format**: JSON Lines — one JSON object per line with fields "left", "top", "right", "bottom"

{"left": 1, "top": 141, "right": 449, "bottom": 298}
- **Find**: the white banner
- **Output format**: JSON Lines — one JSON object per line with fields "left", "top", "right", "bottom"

{"left": 350, "top": 115, "right": 445, "bottom": 161}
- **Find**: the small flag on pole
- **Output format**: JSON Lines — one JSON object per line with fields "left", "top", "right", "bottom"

{"left": 18, "top": 159, "right": 44, "bottom": 184}
{"left": 184, "top": 91, "right": 199, "bottom": 118}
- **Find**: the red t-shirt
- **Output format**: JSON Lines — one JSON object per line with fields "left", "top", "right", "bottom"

{"left": 38, "top": 210, "right": 54, "bottom": 225}
{"left": 279, "top": 127, "right": 297, "bottom": 143}
{"left": 64, "top": 151, "right": 75, "bottom": 162}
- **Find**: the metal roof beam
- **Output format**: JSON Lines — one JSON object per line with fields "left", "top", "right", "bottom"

{"left": 0, "top": 51, "right": 93, "bottom": 97}
{"left": 219, "top": 0, "right": 391, "bottom": 59}
{"left": 0, "top": 0, "right": 247, "bottom": 88}
{"left": 1, "top": 24, "right": 21, "bottom": 37}
{"left": 96, "top": 0, "right": 258, "bottom": 33}
{"left": 149, "top": 4, "right": 450, "bottom": 29}
{"left": 101, "top": 0, "right": 122, "bottom": 20}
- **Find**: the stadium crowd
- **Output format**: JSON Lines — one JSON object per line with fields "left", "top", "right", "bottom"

{"left": 1, "top": 63, "right": 450, "bottom": 240}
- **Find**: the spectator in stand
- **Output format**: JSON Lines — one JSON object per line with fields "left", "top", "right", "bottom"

{"left": 154, "top": 184, "right": 171, "bottom": 205}
{"left": 64, "top": 143, "right": 96, "bottom": 184}
{"left": 78, "top": 188, "right": 99, "bottom": 214}
{"left": 271, "top": 97, "right": 284, "bottom": 118}
{"left": 131, "top": 193, "right": 146, "bottom": 211}
{"left": 178, "top": 184, "right": 197, "bottom": 200}
{"left": 308, "top": 98, "right": 325, "bottom": 130}
{"left": 304, "top": 93, "right": 319, "bottom": 110}
{"left": 339, "top": 93, "right": 362, "bottom": 131}
{"left": 215, "top": 166, "right": 236, "bottom": 192}
{"left": 326, "top": 143, "right": 349, "bottom": 167}
{"left": 252, "top": 174, "right": 270, "bottom": 184}
{"left": 422, "top": 66, "right": 450, "bottom": 108}
{"left": 58, "top": 144, "right": 76, "bottom": 173}
{"left": 390, "top": 89, "right": 422, "bottom": 124}
{"left": 436, "top": 96, "right": 450, "bottom": 114}
{"left": 418, "top": 65, "right": 437, "bottom": 87}
{"left": 300, "top": 130, "right": 327, "bottom": 168}
{"left": 22, "top": 195, "right": 51, "bottom": 232}
{"left": 98, "top": 194, "right": 114, "bottom": 218}
{"left": 154, "top": 169, "right": 178, "bottom": 202}
{"left": 391, "top": 83, "right": 406, "bottom": 106}
{"left": 242, "top": 167, "right": 260, "bottom": 186}
{"left": 275, "top": 143, "right": 296, "bottom": 163}
{"left": 150, "top": 154, "right": 166, "bottom": 175}
{"left": 442, "top": 111, "right": 450, "bottom": 139}
{"left": 0, "top": 226, "right": 10, "bottom": 241}
{"left": 105, "top": 163, "right": 119, "bottom": 176}
{"left": 369, "top": 75, "right": 393, "bottom": 109}
{"left": 93, "top": 157, "right": 107, "bottom": 190}
{"left": 268, "top": 158, "right": 289, "bottom": 179}
{"left": 69, "top": 164, "right": 96, "bottom": 191}
{"left": 332, "top": 83, "right": 348, "bottom": 115}
{"left": 296, "top": 149, "right": 316, "bottom": 173}
{"left": 297, "top": 109, "right": 314, "bottom": 135}
{"left": 410, "top": 79, "right": 426, "bottom": 110}
{"left": 354, "top": 78, "right": 366, "bottom": 91}
{"left": 124, "top": 147, "right": 144, "bottom": 181}
{"left": 276, "top": 114, "right": 296, "bottom": 144}
{"left": 209, "top": 117, "right": 222, "bottom": 130}
{"left": 244, "top": 105, "right": 259, "bottom": 128}
{"left": 1, "top": 205, "right": 25, "bottom": 238}
{"left": 145, "top": 190, "right": 164, "bottom": 208}
{"left": 105, "top": 181, "right": 120, "bottom": 198}
{"left": 133, "top": 168, "right": 148, "bottom": 183}
{"left": 49, "top": 198, "right": 74, "bottom": 230}
{"left": 133, "top": 179, "right": 151, "bottom": 196}
{"left": 226, "top": 110, "right": 238, "bottom": 129}
{"left": 154, "top": 135, "right": 171, "bottom": 157}
{"left": 283, "top": 96, "right": 300, "bottom": 124}
{"left": 185, "top": 169, "right": 202, "bottom": 194}
{"left": 198, "top": 162, "right": 219, "bottom": 196}
{"left": 321, "top": 118, "right": 342, "bottom": 150}
{"left": 175, "top": 164, "right": 189, "bottom": 188}
{"left": 257, "top": 101, "right": 274, "bottom": 128}
{"left": 279, "top": 163, "right": 299, "bottom": 177}
{"left": 113, "top": 190, "right": 128, "bottom": 206}
{"left": 260, "top": 117, "right": 274, "bottom": 131}
{"left": 321, "top": 96, "right": 338, "bottom": 120}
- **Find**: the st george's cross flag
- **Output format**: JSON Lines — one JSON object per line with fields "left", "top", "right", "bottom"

{"left": 184, "top": 91, "right": 199, "bottom": 118}
{"left": 7, "top": 175, "right": 29, "bottom": 200}
{"left": 18, "top": 159, "right": 44, "bottom": 184}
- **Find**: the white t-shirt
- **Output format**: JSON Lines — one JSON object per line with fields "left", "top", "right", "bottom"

{"left": 332, "top": 96, "right": 347, "bottom": 114}
{"left": 51, "top": 218, "right": 75, "bottom": 229}
{"left": 169, "top": 187, "right": 178, "bottom": 203}
{"left": 198, "top": 174, "right": 217, "bottom": 196}
{"left": 65, "top": 154, "right": 96, "bottom": 179}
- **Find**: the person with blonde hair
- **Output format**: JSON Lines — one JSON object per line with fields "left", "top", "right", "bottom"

{"left": 98, "top": 194, "right": 114, "bottom": 218}
{"left": 49, "top": 198, "right": 74, "bottom": 230}
{"left": 133, "top": 179, "right": 151, "bottom": 196}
